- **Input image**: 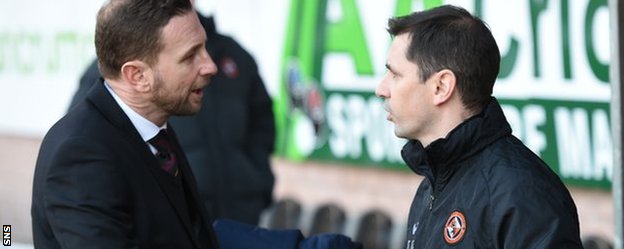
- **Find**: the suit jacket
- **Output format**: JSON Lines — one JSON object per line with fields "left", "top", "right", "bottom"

{"left": 69, "top": 15, "right": 276, "bottom": 225}
{"left": 32, "top": 79, "right": 220, "bottom": 249}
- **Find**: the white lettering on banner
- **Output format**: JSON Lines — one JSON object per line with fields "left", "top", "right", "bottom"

{"left": 346, "top": 95, "right": 367, "bottom": 158}
{"left": 555, "top": 108, "right": 591, "bottom": 179}
{"left": 476, "top": 104, "right": 612, "bottom": 183}
{"left": 522, "top": 105, "right": 547, "bottom": 156}
{"left": 555, "top": 108, "right": 612, "bottom": 181}
{"left": 501, "top": 105, "right": 523, "bottom": 138}
{"left": 591, "top": 109, "right": 612, "bottom": 180}
{"left": 327, "top": 94, "right": 349, "bottom": 158}
{"left": 366, "top": 97, "right": 387, "bottom": 162}
{"left": 327, "top": 93, "right": 403, "bottom": 163}
{"left": 501, "top": 104, "right": 547, "bottom": 156}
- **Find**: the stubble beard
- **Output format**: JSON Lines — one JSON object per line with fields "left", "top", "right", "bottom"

{"left": 152, "top": 72, "right": 200, "bottom": 116}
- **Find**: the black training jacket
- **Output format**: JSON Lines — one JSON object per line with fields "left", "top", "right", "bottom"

{"left": 402, "top": 98, "right": 583, "bottom": 249}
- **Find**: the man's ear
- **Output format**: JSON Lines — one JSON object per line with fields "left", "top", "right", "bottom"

{"left": 121, "top": 60, "right": 152, "bottom": 93}
{"left": 432, "top": 69, "right": 456, "bottom": 105}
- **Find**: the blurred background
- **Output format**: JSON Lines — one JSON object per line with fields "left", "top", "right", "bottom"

{"left": 0, "top": 0, "right": 615, "bottom": 248}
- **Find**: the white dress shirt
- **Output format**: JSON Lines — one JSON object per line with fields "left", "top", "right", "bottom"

{"left": 104, "top": 81, "right": 165, "bottom": 154}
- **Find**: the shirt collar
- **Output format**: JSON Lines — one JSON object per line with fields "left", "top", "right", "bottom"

{"left": 104, "top": 81, "right": 166, "bottom": 142}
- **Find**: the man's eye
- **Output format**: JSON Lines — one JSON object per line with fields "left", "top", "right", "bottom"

{"left": 182, "top": 54, "right": 194, "bottom": 63}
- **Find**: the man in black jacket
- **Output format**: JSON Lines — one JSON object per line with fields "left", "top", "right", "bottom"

{"left": 376, "top": 5, "right": 583, "bottom": 248}
{"left": 69, "top": 13, "right": 275, "bottom": 226}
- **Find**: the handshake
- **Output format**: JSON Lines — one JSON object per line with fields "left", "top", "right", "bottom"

{"left": 214, "top": 219, "right": 362, "bottom": 249}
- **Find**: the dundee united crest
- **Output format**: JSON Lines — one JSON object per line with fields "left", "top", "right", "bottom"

{"left": 444, "top": 211, "right": 466, "bottom": 245}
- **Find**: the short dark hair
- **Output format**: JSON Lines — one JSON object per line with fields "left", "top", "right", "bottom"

{"left": 387, "top": 5, "right": 500, "bottom": 112}
{"left": 95, "top": 0, "right": 193, "bottom": 79}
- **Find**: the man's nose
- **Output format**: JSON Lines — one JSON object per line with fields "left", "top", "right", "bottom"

{"left": 375, "top": 78, "right": 389, "bottom": 98}
{"left": 199, "top": 49, "right": 218, "bottom": 77}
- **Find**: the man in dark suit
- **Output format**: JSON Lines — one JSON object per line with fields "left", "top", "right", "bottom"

{"left": 31, "top": 0, "right": 220, "bottom": 248}
{"left": 69, "top": 14, "right": 276, "bottom": 226}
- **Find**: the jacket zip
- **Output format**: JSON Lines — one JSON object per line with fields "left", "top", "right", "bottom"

{"left": 426, "top": 166, "right": 437, "bottom": 212}
{"left": 429, "top": 194, "right": 435, "bottom": 211}
{"left": 425, "top": 176, "right": 436, "bottom": 211}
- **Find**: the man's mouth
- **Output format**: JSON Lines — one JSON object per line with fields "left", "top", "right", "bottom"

{"left": 383, "top": 103, "right": 392, "bottom": 120}
{"left": 191, "top": 88, "right": 203, "bottom": 95}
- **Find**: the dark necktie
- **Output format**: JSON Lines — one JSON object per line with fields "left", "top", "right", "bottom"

{"left": 148, "top": 129, "right": 179, "bottom": 176}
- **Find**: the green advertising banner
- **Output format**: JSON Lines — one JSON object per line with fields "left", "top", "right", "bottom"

{"left": 274, "top": 0, "right": 611, "bottom": 189}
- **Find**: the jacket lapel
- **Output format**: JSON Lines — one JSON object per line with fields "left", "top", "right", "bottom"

{"left": 167, "top": 126, "right": 220, "bottom": 248}
{"left": 85, "top": 79, "right": 202, "bottom": 248}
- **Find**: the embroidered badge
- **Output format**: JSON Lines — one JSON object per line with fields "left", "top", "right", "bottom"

{"left": 444, "top": 211, "right": 466, "bottom": 245}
